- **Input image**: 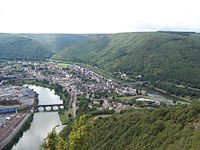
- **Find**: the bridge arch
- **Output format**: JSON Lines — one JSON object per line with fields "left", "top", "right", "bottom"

{"left": 34, "top": 103, "right": 64, "bottom": 112}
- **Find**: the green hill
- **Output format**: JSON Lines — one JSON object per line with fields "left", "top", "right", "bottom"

{"left": 0, "top": 33, "right": 53, "bottom": 60}
{"left": 0, "top": 33, "right": 89, "bottom": 60}
{"left": 20, "top": 34, "right": 89, "bottom": 52}
{"left": 54, "top": 32, "right": 200, "bottom": 86}
{"left": 44, "top": 103, "right": 200, "bottom": 150}
{"left": 86, "top": 105, "right": 200, "bottom": 150}
{"left": 1, "top": 32, "right": 200, "bottom": 86}
{"left": 86, "top": 106, "right": 200, "bottom": 150}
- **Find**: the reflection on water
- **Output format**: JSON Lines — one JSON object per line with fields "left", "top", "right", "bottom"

{"left": 12, "top": 113, "right": 62, "bottom": 150}
{"left": 12, "top": 85, "right": 63, "bottom": 150}
{"left": 24, "top": 85, "right": 63, "bottom": 105}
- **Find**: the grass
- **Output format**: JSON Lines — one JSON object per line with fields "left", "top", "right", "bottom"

{"left": 59, "top": 110, "right": 69, "bottom": 124}
{"left": 179, "top": 96, "right": 199, "bottom": 103}
{"left": 68, "top": 107, "right": 75, "bottom": 118}
{"left": 116, "top": 95, "right": 151, "bottom": 101}
{"left": 58, "top": 63, "right": 70, "bottom": 68}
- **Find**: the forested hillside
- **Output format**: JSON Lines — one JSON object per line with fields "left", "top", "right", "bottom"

{"left": 86, "top": 104, "right": 200, "bottom": 150}
{"left": 21, "top": 34, "right": 89, "bottom": 52}
{"left": 1, "top": 32, "right": 200, "bottom": 86}
{"left": 0, "top": 33, "right": 53, "bottom": 59}
{"left": 54, "top": 32, "right": 200, "bottom": 86}
{"left": 43, "top": 103, "right": 200, "bottom": 150}
{"left": 0, "top": 33, "right": 89, "bottom": 60}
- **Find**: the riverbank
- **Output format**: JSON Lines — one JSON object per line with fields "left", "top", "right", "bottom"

{"left": 6, "top": 79, "right": 70, "bottom": 124}
{"left": 0, "top": 85, "right": 38, "bottom": 150}
{"left": 11, "top": 85, "right": 64, "bottom": 150}
{"left": 147, "top": 85, "right": 191, "bottom": 104}
{"left": 1, "top": 112, "right": 34, "bottom": 150}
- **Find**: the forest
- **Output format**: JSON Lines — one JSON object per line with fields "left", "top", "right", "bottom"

{"left": 1, "top": 32, "right": 200, "bottom": 87}
{"left": 42, "top": 103, "right": 200, "bottom": 150}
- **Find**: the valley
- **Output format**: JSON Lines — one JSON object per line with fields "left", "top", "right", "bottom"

{"left": 0, "top": 32, "right": 200, "bottom": 149}
{"left": 0, "top": 60, "right": 196, "bottom": 149}
{"left": 1, "top": 0, "right": 200, "bottom": 149}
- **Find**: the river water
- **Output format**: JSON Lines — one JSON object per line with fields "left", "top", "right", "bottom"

{"left": 12, "top": 85, "right": 63, "bottom": 150}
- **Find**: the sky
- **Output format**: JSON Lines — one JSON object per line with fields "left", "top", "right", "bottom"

{"left": 0, "top": 0, "right": 200, "bottom": 33}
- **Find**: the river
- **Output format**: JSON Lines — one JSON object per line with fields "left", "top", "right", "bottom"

{"left": 11, "top": 85, "right": 63, "bottom": 150}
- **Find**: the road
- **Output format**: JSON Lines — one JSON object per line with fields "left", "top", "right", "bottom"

{"left": 71, "top": 88, "right": 77, "bottom": 118}
{"left": 175, "top": 84, "right": 200, "bottom": 92}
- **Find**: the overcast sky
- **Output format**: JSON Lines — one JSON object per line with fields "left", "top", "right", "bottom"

{"left": 0, "top": 0, "right": 200, "bottom": 33}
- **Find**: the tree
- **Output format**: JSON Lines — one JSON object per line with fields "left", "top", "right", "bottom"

{"left": 68, "top": 115, "right": 93, "bottom": 150}
{"left": 42, "top": 128, "right": 67, "bottom": 150}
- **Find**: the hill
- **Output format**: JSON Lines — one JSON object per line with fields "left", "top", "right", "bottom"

{"left": 0, "top": 33, "right": 53, "bottom": 60}
{"left": 1, "top": 32, "right": 200, "bottom": 87}
{"left": 20, "top": 34, "right": 89, "bottom": 52}
{"left": 43, "top": 103, "right": 200, "bottom": 150}
{"left": 54, "top": 32, "right": 200, "bottom": 87}
{"left": 0, "top": 33, "right": 89, "bottom": 60}
{"left": 86, "top": 105, "right": 200, "bottom": 150}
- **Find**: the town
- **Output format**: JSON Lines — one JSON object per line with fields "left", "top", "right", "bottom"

{"left": 0, "top": 61, "right": 163, "bottom": 115}
{"left": 0, "top": 61, "right": 164, "bottom": 149}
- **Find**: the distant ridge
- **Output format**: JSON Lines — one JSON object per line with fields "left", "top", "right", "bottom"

{"left": 157, "top": 31, "right": 196, "bottom": 36}
{"left": 1, "top": 32, "right": 200, "bottom": 87}
{"left": 54, "top": 32, "right": 200, "bottom": 87}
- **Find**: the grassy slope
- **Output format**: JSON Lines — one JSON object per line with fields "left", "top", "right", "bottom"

{"left": 54, "top": 32, "right": 200, "bottom": 86}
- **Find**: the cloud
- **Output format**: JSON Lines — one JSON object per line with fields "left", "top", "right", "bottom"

{"left": 0, "top": 0, "right": 200, "bottom": 33}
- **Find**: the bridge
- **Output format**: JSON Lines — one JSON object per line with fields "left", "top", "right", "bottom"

{"left": 34, "top": 104, "right": 64, "bottom": 112}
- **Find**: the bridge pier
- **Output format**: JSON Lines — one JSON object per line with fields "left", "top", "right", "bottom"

{"left": 51, "top": 106, "right": 54, "bottom": 111}
{"left": 34, "top": 104, "right": 64, "bottom": 112}
{"left": 44, "top": 106, "right": 47, "bottom": 112}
